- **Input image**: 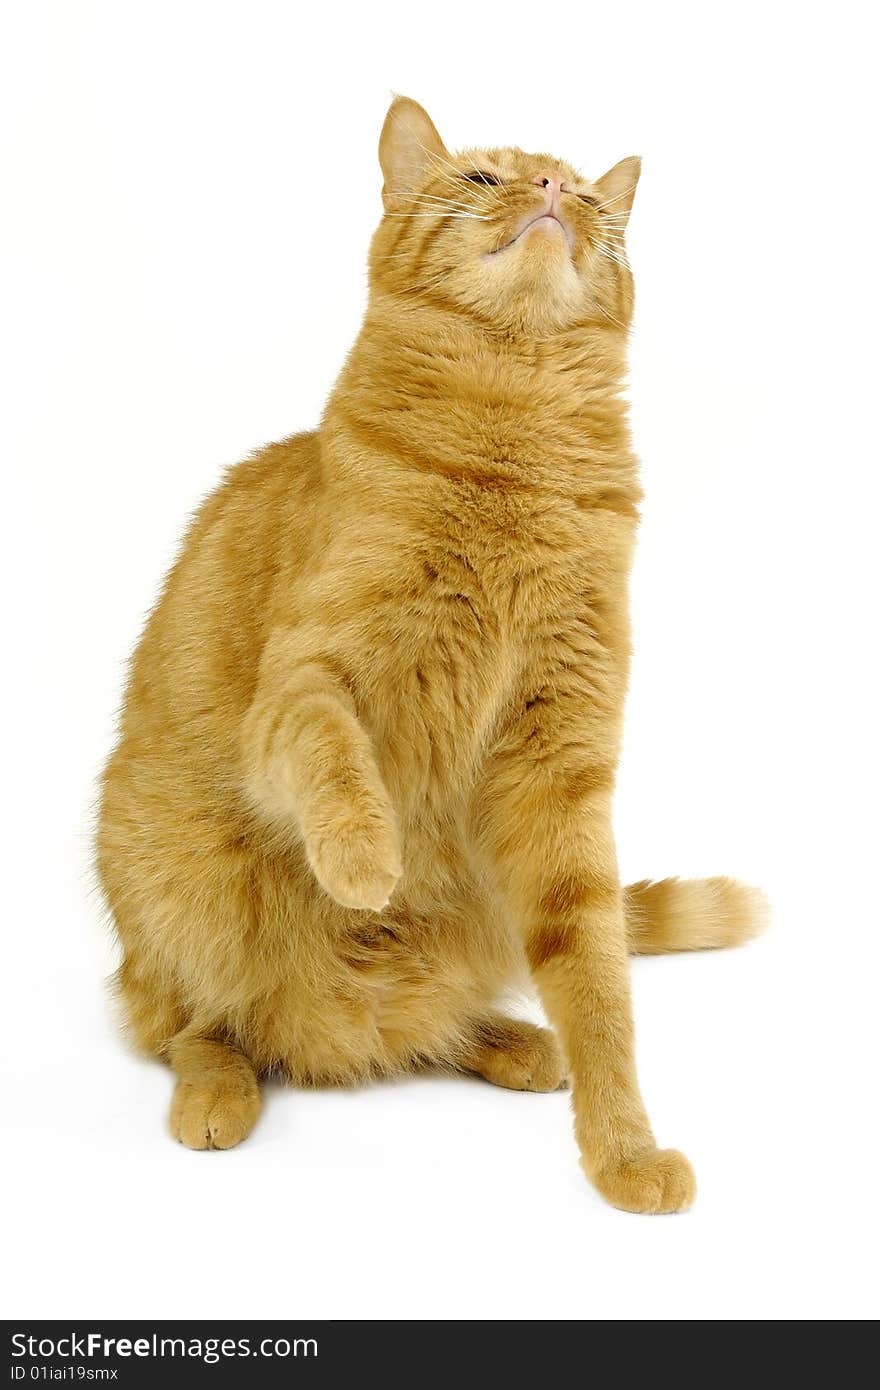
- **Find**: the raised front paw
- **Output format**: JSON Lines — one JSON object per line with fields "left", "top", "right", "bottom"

{"left": 589, "top": 1148, "right": 696, "bottom": 1214}
{"left": 306, "top": 807, "right": 402, "bottom": 912}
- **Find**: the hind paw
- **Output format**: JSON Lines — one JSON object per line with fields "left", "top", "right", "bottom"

{"left": 466, "top": 1017, "right": 568, "bottom": 1092}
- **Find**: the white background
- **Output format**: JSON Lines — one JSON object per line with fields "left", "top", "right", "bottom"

{"left": 2, "top": 0, "right": 878, "bottom": 1322}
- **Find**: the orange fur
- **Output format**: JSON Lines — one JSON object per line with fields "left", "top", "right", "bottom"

{"left": 97, "top": 97, "right": 765, "bottom": 1208}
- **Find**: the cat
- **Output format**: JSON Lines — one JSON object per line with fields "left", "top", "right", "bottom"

{"left": 96, "top": 96, "right": 765, "bottom": 1213}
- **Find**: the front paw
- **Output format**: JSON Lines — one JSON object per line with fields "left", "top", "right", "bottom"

{"left": 306, "top": 807, "right": 402, "bottom": 912}
{"left": 170, "top": 1079, "right": 260, "bottom": 1151}
{"left": 589, "top": 1148, "right": 696, "bottom": 1214}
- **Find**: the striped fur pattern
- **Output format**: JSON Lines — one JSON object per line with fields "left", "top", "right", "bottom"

{"left": 96, "top": 97, "right": 765, "bottom": 1212}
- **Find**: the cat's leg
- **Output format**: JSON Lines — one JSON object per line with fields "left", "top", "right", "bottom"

{"left": 460, "top": 1013, "right": 567, "bottom": 1092}
{"left": 168, "top": 1035, "right": 261, "bottom": 1151}
{"left": 242, "top": 630, "right": 401, "bottom": 912}
{"left": 478, "top": 739, "right": 695, "bottom": 1214}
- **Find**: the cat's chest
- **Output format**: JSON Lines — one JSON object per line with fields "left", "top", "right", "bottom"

{"left": 362, "top": 493, "right": 634, "bottom": 811}
{"left": 393, "top": 493, "right": 627, "bottom": 682}
{"left": 426, "top": 485, "right": 632, "bottom": 641}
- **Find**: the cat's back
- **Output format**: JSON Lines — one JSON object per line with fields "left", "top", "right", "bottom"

{"left": 117, "top": 429, "right": 321, "bottom": 756}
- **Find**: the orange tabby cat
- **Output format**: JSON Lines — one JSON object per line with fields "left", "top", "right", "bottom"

{"left": 97, "top": 97, "right": 765, "bottom": 1212}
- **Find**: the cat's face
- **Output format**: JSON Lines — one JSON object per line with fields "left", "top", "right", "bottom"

{"left": 371, "top": 97, "right": 640, "bottom": 336}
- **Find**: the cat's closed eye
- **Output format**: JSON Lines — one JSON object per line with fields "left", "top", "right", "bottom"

{"left": 461, "top": 171, "right": 502, "bottom": 186}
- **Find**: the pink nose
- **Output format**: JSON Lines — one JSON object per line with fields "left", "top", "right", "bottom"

{"left": 531, "top": 175, "right": 569, "bottom": 197}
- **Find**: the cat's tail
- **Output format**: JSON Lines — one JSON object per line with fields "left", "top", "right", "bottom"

{"left": 623, "top": 877, "right": 768, "bottom": 955}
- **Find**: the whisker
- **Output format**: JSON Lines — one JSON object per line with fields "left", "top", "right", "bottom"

{"left": 595, "top": 302, "right": 629, "bottom": 332}
{"left": 372, "top": 245, "right": 456, "bottom": 264}
{"left": 595, "top": 240, "right": 630, "bottom": 261}
{"left": 426, "top": 165, "right": 497, "bottom": 211}
{"left": 389, "top": 109, "right": 501, "bottom": 210}
{"left": 422, "top": 142, "right": 505, "bottom": 206}
{"left": 594, "top": 183, "right": 638, "bottom": 211}
{"left": 393, "top": 269, "right": 457, "bottom": 299}
{"left": 384, "top": 211, "right": 491, "bottom": 220}
{"left": 594, "top": 243, "right": 631, "bottom": 271}
{"left": 402, "top": 193, "right": 492, "bottom": 215}
{"left": 454, "top": 168, "right": 505, "bottom": 208}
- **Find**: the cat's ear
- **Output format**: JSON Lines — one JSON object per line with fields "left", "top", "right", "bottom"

{"left": 592, "top": 156, "right": 642, "bottom": 224}
{"left": 379, "top": 96, "right": 449, "bottom": 211}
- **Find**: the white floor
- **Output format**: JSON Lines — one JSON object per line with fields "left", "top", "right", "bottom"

{"left": 5, "top": 883, "right": 873, "bottom": 1320}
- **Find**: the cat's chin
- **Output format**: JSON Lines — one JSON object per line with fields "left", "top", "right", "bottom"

{"left": 470, "top": 239, "right": 584, "bottom": 333}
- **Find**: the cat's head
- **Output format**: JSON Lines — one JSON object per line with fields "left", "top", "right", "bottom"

{"left": 370, "top": 96, "right": 640, "bottom": 336}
